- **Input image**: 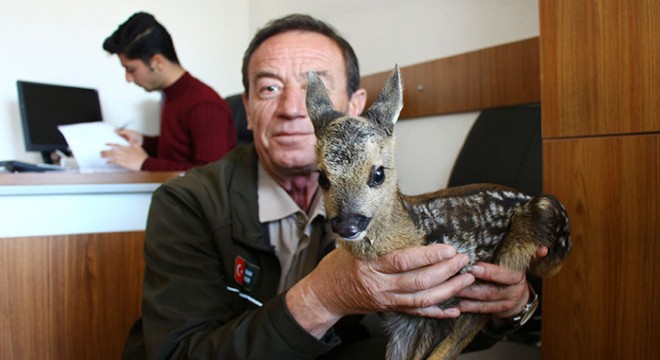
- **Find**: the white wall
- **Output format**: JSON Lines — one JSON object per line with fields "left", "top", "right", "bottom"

{"left": 0, "top": 0, "right": 248, "bottom": 163}
{"left": 249, "top": 0, "right": 539, "bottom": 194}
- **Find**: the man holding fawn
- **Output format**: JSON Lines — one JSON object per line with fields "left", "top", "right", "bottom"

{"left": 125, "top": 14, "right": 545, "bottom": 359}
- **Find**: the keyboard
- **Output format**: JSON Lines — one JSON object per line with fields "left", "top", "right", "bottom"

{"left": 0, "top": 160, "right": 65, "bottom": 173}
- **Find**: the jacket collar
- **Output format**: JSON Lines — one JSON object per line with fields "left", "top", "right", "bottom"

{"left": 226, "top": 144, "right": 274, "bottom": 252}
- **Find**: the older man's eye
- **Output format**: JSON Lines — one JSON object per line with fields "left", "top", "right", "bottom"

{"left": 258, "top": 84, "right": 282, "bottom": 99}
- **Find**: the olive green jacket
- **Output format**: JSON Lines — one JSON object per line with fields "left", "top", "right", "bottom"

{"left": 141, "top": 145, "right": 341, "bottom": 359}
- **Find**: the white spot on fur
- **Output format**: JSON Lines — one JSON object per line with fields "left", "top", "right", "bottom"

{"left": 488, "top": 191, "right": 503, "bottom": 200}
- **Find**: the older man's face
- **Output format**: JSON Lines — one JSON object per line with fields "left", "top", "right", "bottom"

{"left": 244, "top": 31, "right": 361, "bottom": 179}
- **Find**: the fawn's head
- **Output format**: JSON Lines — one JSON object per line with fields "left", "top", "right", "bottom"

{"left": 307, "top": 65, "right": 403, "bottom": 242}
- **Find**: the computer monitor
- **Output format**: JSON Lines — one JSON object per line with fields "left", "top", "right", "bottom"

{"left": 17, "top": 80, "right": 103, "bottom": 162}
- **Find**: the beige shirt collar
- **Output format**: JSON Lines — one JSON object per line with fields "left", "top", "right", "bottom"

{"left": 257, "top": 162, "right": 325, "bottom": 222}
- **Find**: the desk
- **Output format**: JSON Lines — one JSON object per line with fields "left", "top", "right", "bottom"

{"left": 0, "top": 171, "right": 182, "bottom": 237}
{"left": 0, "top": 171, "right": 181, "bottom": 359}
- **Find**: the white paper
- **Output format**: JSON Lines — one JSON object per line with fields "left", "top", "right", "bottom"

{"left": 57, "top": 122, "right": 131, "bottom": 172}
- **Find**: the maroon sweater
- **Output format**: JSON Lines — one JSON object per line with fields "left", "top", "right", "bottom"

{"left": 141, "top": 72, "right": 236, "bottom": 171}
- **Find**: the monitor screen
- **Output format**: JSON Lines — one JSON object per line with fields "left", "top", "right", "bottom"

{"left": 17, "top": 80, "right": 103, "bottom": 154}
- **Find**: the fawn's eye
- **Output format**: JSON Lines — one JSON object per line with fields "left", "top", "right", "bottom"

{"left": 318, "top": 171, "right": 330, "bottom": 189}
{"left": 368, "top": 166, "right": 386, "bottom": 187}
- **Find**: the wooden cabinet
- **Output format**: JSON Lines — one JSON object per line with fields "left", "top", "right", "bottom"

{"left": 539, "top": 1, "right": 659, "bottom": 359}
{"left": 540, "top": 0, "right": 658, "bottom": 138}
{"left": 0, "top": 232, "right": 145, "bottom": 359}
{"left": 0, "top": 172, "right": 180, "bottom": 358}
{"left": 542, "top": 136, "right": 659, "bottom": 359}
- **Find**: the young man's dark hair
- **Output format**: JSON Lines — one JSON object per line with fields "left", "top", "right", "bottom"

{"left": 103, "top": 11, "right": 180, "bottom": 65}
{"left": 241, "top": 13, "right": 360, "bottom": 97}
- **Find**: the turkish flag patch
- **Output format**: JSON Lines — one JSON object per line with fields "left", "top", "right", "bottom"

{"left": 234, "top": 255, "right": 260, "bottom": 291}
{"left": 234, "top": 256, "right": 246, "bottom": 285}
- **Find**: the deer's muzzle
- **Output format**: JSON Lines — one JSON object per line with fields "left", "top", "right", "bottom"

{"left": 330, "top": 214, "right": 371, "bottom": 240}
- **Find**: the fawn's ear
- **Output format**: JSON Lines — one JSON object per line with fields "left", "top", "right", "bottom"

{"left": 364, "top": 64, "right": 403, "bottom": 136}
{"left": 306, "top": 71, "right": 343, "bottom": 137}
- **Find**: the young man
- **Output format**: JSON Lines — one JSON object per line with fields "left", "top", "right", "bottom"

{"left": 129, "top": 14, "right": 543, "bottom": 359}
{"left": 101, "top": 12, "right": 236, "bottom": 171}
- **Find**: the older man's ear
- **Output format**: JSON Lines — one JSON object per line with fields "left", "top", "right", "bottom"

{"left": 347, "top": 88, "right": 367, "bottom": 116}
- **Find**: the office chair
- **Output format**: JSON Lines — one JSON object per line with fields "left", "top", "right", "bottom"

{"left": 224, "top": 93, "right": 253, "bottom": 146}
{"left": 447, "top": 104, "right": 542, "bottom": 196}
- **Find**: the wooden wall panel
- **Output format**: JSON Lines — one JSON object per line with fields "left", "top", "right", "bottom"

{"left": 361, "top": 38, "right": 540, "bottom": 120}
{"left": 541, "top": 135, "right": 659, "bottom": 359}
{"left": 541, "top": 0, "right": 659, "bottom": 357}
{"left": 0, "top": 232, "right": 145, "bottom": 359}
{"left": 540, "top": 0, "right": 660, "bottom": 138}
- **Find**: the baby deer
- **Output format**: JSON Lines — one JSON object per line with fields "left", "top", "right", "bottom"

{"left": 306, "top": 65, "right": 571, "bottom": 360}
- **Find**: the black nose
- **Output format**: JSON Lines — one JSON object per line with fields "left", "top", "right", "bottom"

{"left": 330, "top": 214, "right": 371, "bottom": 239}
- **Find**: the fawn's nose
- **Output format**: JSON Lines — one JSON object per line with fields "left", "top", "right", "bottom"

{"left": 330, "top": 214, "right": 371, "bottom": 240}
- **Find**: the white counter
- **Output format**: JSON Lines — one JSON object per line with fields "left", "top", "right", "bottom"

{"left": 0, "top": 172, "right": 182, "bottom": 237}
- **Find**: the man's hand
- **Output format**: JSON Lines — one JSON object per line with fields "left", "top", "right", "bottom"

{"left": 116, "top": 129, "right": 144, "bottom": 146}
{"left": 285, "top": 244, "right": 475, "bottom": 339}
{"left": 100, "top": 143, "right": 148, "bottom": 171}
{"left": 457, "top": 246, "right": 548, "bottom": 319}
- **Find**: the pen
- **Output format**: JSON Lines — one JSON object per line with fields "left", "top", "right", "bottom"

{"left": 117, "top": 121, "right": 132, "bottom": 130}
